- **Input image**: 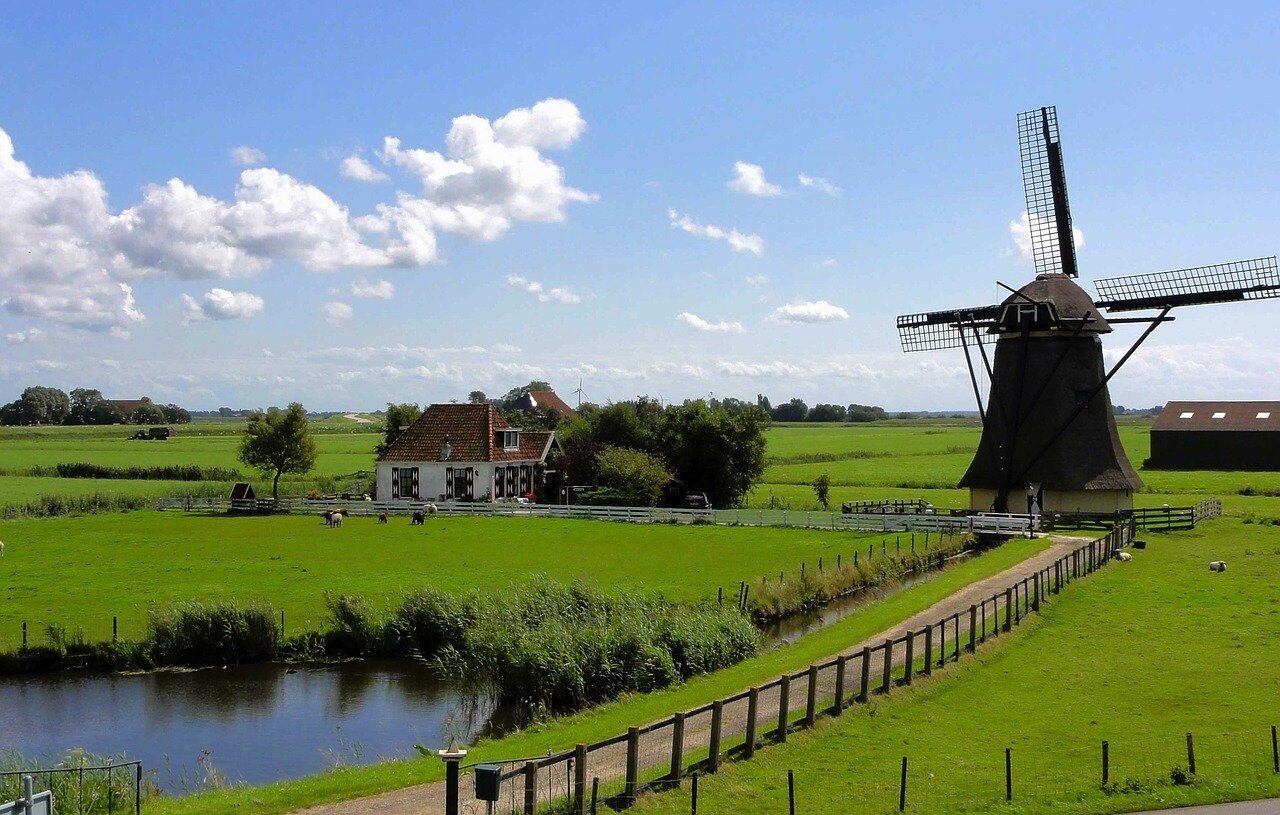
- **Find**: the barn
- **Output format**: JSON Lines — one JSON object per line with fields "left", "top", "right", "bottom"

{"left": 1148, "top": 401, "right": 1280, "bottom": 471}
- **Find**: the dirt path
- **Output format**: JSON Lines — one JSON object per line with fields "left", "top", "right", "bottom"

{"left": 292, "top": 535, "right": 1091, "bottom": 815}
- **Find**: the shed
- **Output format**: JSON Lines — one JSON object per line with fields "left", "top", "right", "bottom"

{"left": 229, "top": 482, "right": 257, "bottom": 501}
{"left": 1148, "top": 401, "right": 1280, "bottom": 471}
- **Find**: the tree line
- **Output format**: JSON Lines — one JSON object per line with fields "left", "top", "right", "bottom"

{"left": 758, "top": 395, "right": 888, "bottom": 423}
{"left": 0, "top": 386, "right": 191, "bottom": 426}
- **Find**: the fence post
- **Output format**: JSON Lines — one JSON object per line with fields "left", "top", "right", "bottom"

{"left": 903, "top": 631, "right": 915, "bottom": 686}
{"left": 135, "top": 762, "right": 141, "bottom": 815}
{"left": 881, "top": 639, "right": 894, "bottom": 693}
{"left": 1273, "top": 725, "right": 1279, "bottom": 773}
{"left": 691, "top": 771, "right": 698, "bottom": 815}
{"left": 969, "top": 604, "right": 977, "bottom": 651}
{"left": 899, "top": 756, "right": 908, "bottom": 812}
{"left": 1187, "top": 732, "right": 1196, "bottom": 775}
{"left": 1033, "top": 574, "right": 1041, "bottom": 612}
{"left": 859, "top": 646, "right": 871, "bottom": 703}
{"left": 22, "top": 621, "right": 26, "bottom": 650}
{"left": 524, "top": 761, "right": 538, "bottom": 815}
{"left": 745, "top": 688, "right": 759, "bottom": 758}
{"left": 1004, "top": 589, "right": 1013, "bottom": 632}
{"left": 923, "top": 625, "right": 933, "bottom": 676}
{"left": 1055, "top": 560, "right": 1062, "bottom": 593}
{"left": 1014, "top": 583, "right": 1021, "bottom": 625}
{"left": 938, "top": 618, "right": 946, "bottom": 666}
{"left": 980, "top": 600, "right": 987, "bottom": 642}
{"left": 1005, "top": 747, "right": 1013, "bottom": 801}
{"left": 113, "top": 615, "right": 118, "bottom": 642}
{"left": 670, "top": 712, "right": 685, "bottom": 784}
{"left": 805, "top": 665, "right": 818, "bottom": 727}
{"left": 777, "top": 676, "right": 791, "bottom": 741}
{"left": 625, "top": 727, "right": 640, "bottom": 804}
{"left": 833, "top": 655, "right": 847, "bottom": 713}
{"left": 1102, "top": 740, "right": 1109, "bottom": 786}
{"left": 953, "top": 613, "right": 961, "bottom": 661}
{"left": 787, "top": 769, "right": 796, "bottom": 815}
{"left": 708, "top": 700, "right": 723, "bottom": 771}
{"left": 575, "top": 743, "right": 587, "bottom": 814}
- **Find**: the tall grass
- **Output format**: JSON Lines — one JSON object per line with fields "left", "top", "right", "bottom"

{"left": 146, "top": 601, "right": 279, "bottom": 666}
{"left": 0, "top": 492, "right": 152, "bottom": 519}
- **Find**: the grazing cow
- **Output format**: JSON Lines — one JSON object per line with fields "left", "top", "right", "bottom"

{"left": 1115, "top": 551, "right": 1133, "bottom": 562}
{"left": 1209, "top": 560, "right": 1227, "bottom": 572}
{"left": 377, "top": 512, "right": 388, "bottom": 525}
{"left": 411, "top": 511, "right": 425, "bottom": 525}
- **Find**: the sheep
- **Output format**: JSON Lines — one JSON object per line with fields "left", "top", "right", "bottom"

{"left": 1115, "top": 551, "right": 1132, "bottom": 562}
{"left": 410, "top": 511, "right": 425, "bottom": 525}
{"left": 1209, "top": 560, "right": 1227, "bottom": 572}
{"left": 377, "top": 512, "right": 388, "bottom": 525}
{"left": 0, "top": 540, "right": 4, "bottom": 557}
{"left": 426, "top": 502, "right": 438, "bottom": 516}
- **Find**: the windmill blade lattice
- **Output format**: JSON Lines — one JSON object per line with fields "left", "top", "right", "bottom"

{"left": 897, "top": 305, "right": 1002, "bottom": 352}
{"left": 1018, "top": 106, "right": 1079, "bottom": 278}
{"left": 1094, "top": 256, "right": 1280, "bottom": 312}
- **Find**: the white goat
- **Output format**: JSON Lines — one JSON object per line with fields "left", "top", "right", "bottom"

{"left": 1115, "top": 551, "right": 1133, "bottom": 562}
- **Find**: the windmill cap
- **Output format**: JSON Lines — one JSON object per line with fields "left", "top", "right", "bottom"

{"left": 997, "top": 273, "right": 1112, "bottom": 333}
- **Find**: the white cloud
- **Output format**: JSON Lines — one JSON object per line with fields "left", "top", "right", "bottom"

{"left": 769, "top": 300, "right": 850, "bottom": 324}
{"left": 4, "top": 327, "right": 43, "bottom": 343}
{"left": 667, "top": 210, "right": 764, "bottom": 256}
{"left": 349, "top": 277, "right": 395, "bottom": 299}
{"left": 728, "top": 161, "right": 781, "bottom": 197}
{"left": 180, "top": 288, "right": 266, "bottom": 323}
{"left": 677, "top": 312, "right": 744, "bottom": 333}
{"left": 322, "top": 301, "right": 354, "bottom": 324}
{"left": 369, "top": 98, "right": 594, "bottom": 250}
{"left": 820, "top": 258, "right": 838, "bottom": 268}
{"left": 1010, "top": 210, "right": 1085, "bottom": 260}
{"left": 230, "top": 146, "right": 267, "bottom": 166}
{"left": 340, "top": 155, "right": 388, "bottom": 182}
{"left": 745, "top": 274, "right": 769, "bottom": 287}
{"left": 0, "top": 101, "right": 591, "bottom": 331}
{"left": 506, "top": 274, "right": 583, "bottom": 304}
{"left": 797, "top": 173, "right": 841, "bottom": 198}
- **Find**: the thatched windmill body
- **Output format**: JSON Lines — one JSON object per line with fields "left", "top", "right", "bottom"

{"left": 897, "top": 107, "right": 1278, "bottom": 515}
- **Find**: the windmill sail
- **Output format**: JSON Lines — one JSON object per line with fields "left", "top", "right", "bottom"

{"left": 896, "top": 305, "right": 1001, "bottom": 352}
{"left": 1018, "top": 106, "right": 1079, "bottom": 278}
{"left": 1094, "top": 256, "right": 1280, "bottom": 312}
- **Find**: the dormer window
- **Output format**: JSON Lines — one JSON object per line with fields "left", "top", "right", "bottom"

{"left": 496, "top": 429, "right": 520, "bottom": 450}
{"left": 1179, "top": 412, "right": 1195, "bottom": 419}
{"left": 1212, "top": 412, "right": 1226, "bottom": 419}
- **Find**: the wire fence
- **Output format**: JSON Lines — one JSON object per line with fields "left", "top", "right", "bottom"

{"left": 0, "top": 761, "right": 142, "bottom": 815}
{"left": 673, "top": 725, "right": 1280, "bottom": 813}
{"left": 455, "top": 524, "right": 1136, "bottom": 814}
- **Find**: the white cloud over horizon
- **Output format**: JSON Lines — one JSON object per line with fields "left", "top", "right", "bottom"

{"left": 229, "top": 145, "right": 267, "bottom": 166}
{"left": 180, "top": 288, "right": 266, "bottom": 323}
{"left": 677, "top": 311, "right": 745, "bottom": 333}
{"left": 797, "top": 173, "right": 841, "bottom": 197}
{"left": 349, "top": 277, "right": 395, "bottom": 299}
{"left": 322, "top": 301, "right": 354, "bottom": 324}
{"left": 340, "top": 155, "right": 388, "bottom": 182}
{"left": 667, "top": 210, "right": 764, "bottom": 256}
{"left": 728, "top": 161, "right": 782, "bottom": 197}
{"left": 769, "top": 300, "right": 850, "bottom": 323}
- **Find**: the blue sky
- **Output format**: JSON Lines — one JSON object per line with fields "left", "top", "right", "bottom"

{"left": 2, "top": 2, "right": 1278, "bottom": 410}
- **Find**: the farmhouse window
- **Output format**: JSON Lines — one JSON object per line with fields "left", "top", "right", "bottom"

{"left": 495, "top": 430, "right": 519, "bottom": 450}
{"left": 397, "top": 468, "right": 415, "bottom": 500}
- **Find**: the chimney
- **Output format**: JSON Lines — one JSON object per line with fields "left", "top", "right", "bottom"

{"left": 440, "top": 433, "right": 452, "bottom": 461}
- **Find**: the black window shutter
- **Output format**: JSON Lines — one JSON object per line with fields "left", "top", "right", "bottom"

{"left": 445, "top": 467, "right": 453, "bottom": 500}
{"left": 411, "top": 468, "right": 420, "bottom": 500}
{"left": 391, "top": 468, "right": 400, "bottom": 499}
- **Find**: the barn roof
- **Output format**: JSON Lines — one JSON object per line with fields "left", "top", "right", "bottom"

{"left": 512, "top": 389, "right": 578, "bottom": 419}
{"left": 1152, "top": 401, "right": 1280, "bottom": 432}
{"left": 378, "top": 403, "right": 557, "bottom": 463}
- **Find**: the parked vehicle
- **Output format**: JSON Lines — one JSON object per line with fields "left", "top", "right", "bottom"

{"left": 682, "top": 492, "right": 712, "bottom": 510}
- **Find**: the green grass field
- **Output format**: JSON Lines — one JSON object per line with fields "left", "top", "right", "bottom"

{"left": 631, "top": 517, "right": 1280, "bottom": 815}
{"left": 0, "top": 513, "right": 892, "bottom": 649}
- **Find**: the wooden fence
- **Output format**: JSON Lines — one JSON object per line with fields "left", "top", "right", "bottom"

{"left": 456, "top": 523, "right": 1137, "bottom": 815}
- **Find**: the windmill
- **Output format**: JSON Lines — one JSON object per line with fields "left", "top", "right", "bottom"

{"left": 897, "top": 106, "right": 1278, "bottom": 515}
{"left": 572, "top": 377, "right": 585, "bottom": 409}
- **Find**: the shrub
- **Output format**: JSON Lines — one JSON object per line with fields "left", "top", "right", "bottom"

{"left": 324, "top": 592, "right": 387, "bottom": 655}
{"left": 147, "top": 601, "right": 278, "bottom": 666}
{"left": 393, "top": 586, "right": 477, "bottom": 657}
{"left": 53, "top": 462, "right": 241, "bottom": 481}
{"left": 0, "top": 493, "right": 151, "bottom": 520}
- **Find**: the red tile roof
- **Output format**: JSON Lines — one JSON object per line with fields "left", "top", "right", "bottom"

{"left": 518, "top": 390, "right": 578, "bottom": 419}
{"left": 1152, "top": 401, "right": 1280, "bottom": 432}
{"left": 378, "top": 403, "right": 556, "bottom": 463}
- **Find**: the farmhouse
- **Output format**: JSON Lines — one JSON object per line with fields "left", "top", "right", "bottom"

{"left": 1148, "top": 401, "right": 1280, "bottom": 471}
{"left": 375, "top": 403, "right": 560, "bottom": 501}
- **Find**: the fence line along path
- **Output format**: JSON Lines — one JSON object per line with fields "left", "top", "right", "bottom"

{"left": 290, "top": 531, "right": 1115, "bottom": 815}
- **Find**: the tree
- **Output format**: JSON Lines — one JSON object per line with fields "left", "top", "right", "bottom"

{"left": 161, "top": 404, "right": 192, "bottom": 423}
{"left": 130, "top": 402, "right": 167, "bottom": 424}
{"left": 468, "top": 390, "right": 488, "bottom": 404}
{"left": 0, "top": 386, "right": 70, "bottom": 425}
{"left": 655, "top": 401, "right": 768, "bottom": 508}
{"left": 808, "top": 404, "right": 847, "bottom": 422}
{"left": 238, "top": 403, "right": 317, "bottom": 500}
{"left": 771, "top": 398, "right": 809, "bottom": 422}
{"left": 846, "top": 403, "right": 887, "bottom": 422}
{"left": 812, "top": 473, "right": 831, "bottom": 510}
{"left": 594, "top": 446, "right": 671, "bottom": 506}
{"left": 377, "top": 403, "right": 422, "bottom": 456}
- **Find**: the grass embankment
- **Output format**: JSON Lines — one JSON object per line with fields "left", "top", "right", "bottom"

{"left": 632, "top": 518, "right": 1280, "bottom": 815}
{"left": 147, "top": 536, "right": 1048, "bottom": 815}
{"left": 0, "top": 514, "right": 891, "bottom": 649}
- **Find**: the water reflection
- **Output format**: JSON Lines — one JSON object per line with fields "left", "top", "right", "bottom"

{"left": 0, "top": 661, "right": 499, "bottom": 792}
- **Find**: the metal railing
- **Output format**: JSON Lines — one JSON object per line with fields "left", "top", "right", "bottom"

{"left": 0, "top": 761, "right": 142, "bottom": 815}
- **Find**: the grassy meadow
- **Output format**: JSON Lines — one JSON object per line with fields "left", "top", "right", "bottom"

{"left": 632, "top": 517, "right": 1280, "bottom": 815}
